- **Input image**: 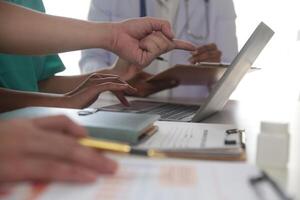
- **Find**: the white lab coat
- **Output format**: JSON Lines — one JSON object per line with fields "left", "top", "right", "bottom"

{"left": 80, "top": 0, "right": 238, "bottom": 98}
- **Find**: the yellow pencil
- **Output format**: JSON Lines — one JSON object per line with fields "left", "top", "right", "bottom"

{"left": 79, "top": 137, "right": 166, "bottom": 158}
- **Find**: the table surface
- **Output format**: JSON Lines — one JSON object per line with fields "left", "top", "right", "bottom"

{"left": 91, "top": 93, "right": 300, "bottom": 199}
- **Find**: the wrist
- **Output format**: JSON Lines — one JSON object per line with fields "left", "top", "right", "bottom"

{"left": 57, "top": 95, "right": 74, "bottom": 108}
{"left": 110, "top": 58, "right": 134, "bottom": 81}
{"left": 94, "top": 22, "right": 116, "bottom": 51}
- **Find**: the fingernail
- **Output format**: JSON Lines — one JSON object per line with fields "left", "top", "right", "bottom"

{"left": 95, "top": 158, "right": 118, "bottom": 174}
{"left": 76, "top": 170, "right": 98, "bottom": 182}
{"left": 104, "top": 160, "right": 118, "bottom": 174}
{"left": 123, "top": 101, "right": 131, "bottom": 107}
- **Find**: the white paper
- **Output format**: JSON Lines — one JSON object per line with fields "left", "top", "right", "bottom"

{"left": 137, "top": 121, "right": 242, "bottom": 154}
{"left": 1, "top": 156, "right": 264, "bottom": 200}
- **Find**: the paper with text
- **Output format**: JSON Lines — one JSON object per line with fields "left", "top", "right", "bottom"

{"left": 1, "top": 156, "right": 263, "bottom": 200}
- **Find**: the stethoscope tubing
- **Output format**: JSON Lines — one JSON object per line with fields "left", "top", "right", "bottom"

{"left": 184, "top": 0, "right": 210, "bottom": 41}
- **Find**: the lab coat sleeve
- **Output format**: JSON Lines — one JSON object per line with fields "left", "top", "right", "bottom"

{"left": 79, "top": 0, "right": 117, "bottom": 73}
{"left": 214, "top": 0, "right": 238, "bottom": 63}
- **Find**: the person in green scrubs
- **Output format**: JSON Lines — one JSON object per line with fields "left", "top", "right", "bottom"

{"left": 0, "top": 0, "right": 196, "bottom": 113}
{"left": 0, "top": 0, "right": 135, "bottom": 111}
{"left": 0, "top": 0, "right": 141, "bottom": 112}
{"left": 0, "top": 0, "right": 193, "bottom": 112}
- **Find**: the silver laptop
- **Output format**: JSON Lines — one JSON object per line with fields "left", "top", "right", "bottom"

{"left": 99, "top": 22, "right": 274, "bottom": 122}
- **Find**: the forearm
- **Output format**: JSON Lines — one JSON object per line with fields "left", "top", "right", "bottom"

{"left": 0, "top": 88, "right": 64, "bottom": 113}
{"left": 38, "top": 75, "right": 89, "bottom": 94}
{"left": 38, "top": 67, "right": 117, "bottom": 94}
{"left": 0, "top": 1, "right": 113, "bottom": 55}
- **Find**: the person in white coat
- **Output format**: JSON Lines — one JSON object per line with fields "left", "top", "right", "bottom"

{"left": 80, "top": 0, "right": 238, "bottom": 98}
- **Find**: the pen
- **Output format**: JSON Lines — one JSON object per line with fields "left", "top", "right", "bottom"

{"left": 156, "top": 56, "right": 168, "bottom": 62}
{"left": 79, "top": 137, "right": 166, "bottom": 158}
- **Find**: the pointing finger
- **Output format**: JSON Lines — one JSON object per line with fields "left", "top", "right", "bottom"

{"left": 96, "top": 83, "right": 137, "bottom": 94}
{"left": 113, "top": 91, "right": 130, "bottom": 107}
{"left": 191, "top": 43, "right": 218, "bottom": 56}
{"left": 174, "top": 39, "right": 196, "bottom": 51}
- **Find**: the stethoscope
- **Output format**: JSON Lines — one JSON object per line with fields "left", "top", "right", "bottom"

{"left": 184, "top": 0, "right": 210, "bottom": 41}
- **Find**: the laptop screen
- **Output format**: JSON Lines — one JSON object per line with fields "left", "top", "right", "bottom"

{"left": 192, "top": 22, "right": 274, "bottom": 122}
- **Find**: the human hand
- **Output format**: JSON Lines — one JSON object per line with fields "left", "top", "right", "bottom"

{"left": 63, "top": 74, "right": 137, "bottom": 108}
{"left": 127, "top": 71, "right": 179, "bottom": 97}
{"left": 0, "top": 115, "right": 118, "bottom": 183}
{"left": 109, "top": 58, "right": 141, "bottom": 81}
{"left": 188, "top": 43, "right": 222, "bottom": 64}
{"left": 109, "top": 58, "right": 178, "bottom": 97}
{"left": 109, "top": 17, "right": 196, "bottom": 67}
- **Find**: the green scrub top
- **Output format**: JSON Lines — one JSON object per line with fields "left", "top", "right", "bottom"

{"left": 0, "top": 0, "right": 65, "bottom": 92}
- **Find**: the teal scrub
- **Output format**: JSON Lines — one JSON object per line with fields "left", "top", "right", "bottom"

{"left": 0, "top": 0, "right": 65, "bottom": 92}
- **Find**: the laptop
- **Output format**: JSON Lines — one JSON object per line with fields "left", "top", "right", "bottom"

{"left": 98, "top": 22, "right": 274, "bottom": 122}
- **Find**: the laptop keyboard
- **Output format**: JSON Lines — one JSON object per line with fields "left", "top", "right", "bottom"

{"left": 100, "top": 101, "right": 199, "bottom": 121}
{"left": 145, "top": 104, "right": 198, "bottom": 120}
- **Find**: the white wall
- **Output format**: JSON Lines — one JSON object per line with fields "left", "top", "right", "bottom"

{"left": 232, "top": 0, "right": 300, "bottom": 104}
{"left": 43, "top": 0, "right": 300, "bottom": 103}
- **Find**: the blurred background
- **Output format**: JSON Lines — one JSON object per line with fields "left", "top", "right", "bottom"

{"left": 43, "top": 0, "right": 300, "bottom": 105}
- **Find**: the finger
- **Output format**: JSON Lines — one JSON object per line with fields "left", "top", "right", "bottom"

{"left": 89, "top": 73, "right": 120, "bottom": 79}
{"left": 32, "top": 115, "right": 87, "bottom": 137}
{"left": 146, "top": 17, "right": 175, "bottom": 39}
{"left": 191, "top": 43, "right": 218, "bottom": 56}
{"left": 113, "top": 91, "right": 130, "bottom": 107}
{"left": 148, "top": 79, "right": 179, "bottom": 93}
{"left": 74, "top": 82, "right": 136, "bottom": 108}
{"left": 174, "top": 39, "right": 196, "bottom": 51}
{"left": 0, "top": 158, "right": 98, "bottom": 183}
{"left": 89, "top": 77, "right": 127, "bottom": 85}
{"left": 95, "top": 82, "right": 137, "bottom": 94}
{"left": 139, "top": 34, "right": 164, "bottom": 54}
{"left": 22, "top": 130, "right": 118, "bottom": 174}
{"left": 83, "top": 77, "right": 132, "bottom": 94}
{"left": 136, "top": 80, "right": 179, "bottom": 97}
{"left": 188, "top": 50, "right": 222, "bottom": 64}
{"left": 150, "top": 31, "right": 175, "bottom": 52}
{"left": 140, "top": 32, "right": 175, "bottom": 56}
{"left": 137, "top": 71, "right": 153, "bottom": 79}
{"left": 139, "top": 32, "right": 176, "bottom": 66}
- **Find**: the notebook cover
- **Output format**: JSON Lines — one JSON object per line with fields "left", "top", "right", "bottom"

{"left": 0, "top": 107, "right": 160, "bottom": 144}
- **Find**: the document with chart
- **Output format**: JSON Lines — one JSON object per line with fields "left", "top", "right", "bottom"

{"left": 135, "top": 121, "right": 246, "bottom": 161}
{"left": 2, "top": 157, "right": 280, "bottom": 200}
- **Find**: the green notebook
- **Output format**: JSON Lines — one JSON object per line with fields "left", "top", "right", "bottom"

{"left": 0, "top": 107, "right": 159, "bottom": 144}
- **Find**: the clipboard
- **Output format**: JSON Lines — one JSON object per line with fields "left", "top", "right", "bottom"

{"left": 159, "top": 128, "right": 246, "bottom": 161}
{"left": 146, "top": 62, "right": 260, "bottom": 85}
{"left": 135, "top": 122, "right": 247, "bottom": 161}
